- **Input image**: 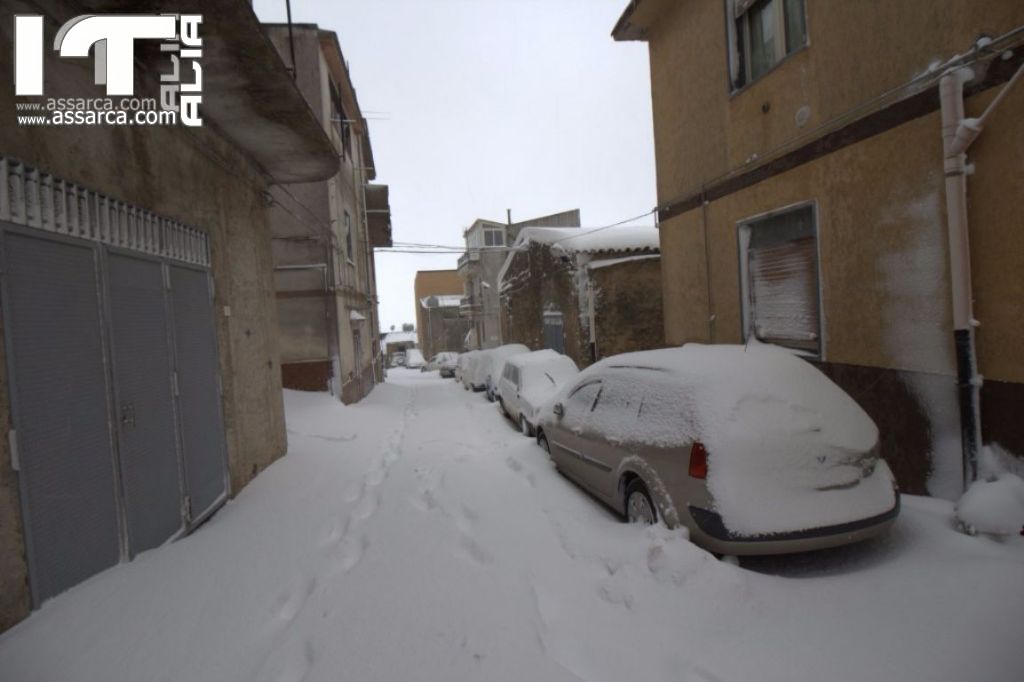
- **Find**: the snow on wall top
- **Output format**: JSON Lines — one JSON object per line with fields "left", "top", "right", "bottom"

{"left": 514, "top": 225, "right": 659, "bottom": 254}
{"left": 419, "top": 295, "right": 463, "bottom": 309}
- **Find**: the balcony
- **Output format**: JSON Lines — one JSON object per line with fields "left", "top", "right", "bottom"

{"left": 457, "top": 250, "right": 480, "bottom": 272}
{"left": 365, "top": 184, "right": 392, "bottom": 247}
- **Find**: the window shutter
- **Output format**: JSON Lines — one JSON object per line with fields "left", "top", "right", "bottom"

{"left": 748, "top": 236, "right": 819, "bottom": 351}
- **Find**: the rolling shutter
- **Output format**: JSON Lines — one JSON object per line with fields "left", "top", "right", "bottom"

{"left": 748, "top": 235, "right": 819, "bottom": 352}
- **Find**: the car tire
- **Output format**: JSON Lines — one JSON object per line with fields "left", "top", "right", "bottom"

{"left": 624, "top": 479, "right": 657, "bottom": 525}
{"left": 537, "top": 431, "right": 550, "bottom": 453}
{"left": 520, "top": 416, "right": 533, "bottom": 437}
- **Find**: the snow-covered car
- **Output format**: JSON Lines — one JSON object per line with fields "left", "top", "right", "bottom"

{"left": 404, "top": 348, "right": 426, "bottom": 369}
{"left": 534, "top": 342, "right": 900, "bottom": 556}
{"left": 497, "top": 350, "right": 579, "bottom": 436}
{"left": 458, "top": 350, "right": 481, "bottom": 389}
{"left": 437, "top": 352, "right": 459, "bottom": 378}
{"left": 390, "top": 352, "right": 406, "bottom": 368}
{"left": 475, "top": 344, "right": 530, "bottom": 400}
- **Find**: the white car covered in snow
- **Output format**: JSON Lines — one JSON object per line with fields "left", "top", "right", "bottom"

{"left": 458, "top": 350, "right": 481, "bottom": 389}
{"left": 404, "top": 348, "right": 426, "bottom": 369}
{"left": 474, "top": 344, "right": 530, "bottom": 400}
{"left": 534, "top": 342, "right": 900, "bottom": 556}
{"left": 497, "top": 350, "right": 579, "bottom": 436}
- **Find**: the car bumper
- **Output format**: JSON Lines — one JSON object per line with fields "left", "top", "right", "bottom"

{"left": 685, "top": 494, "right": 900, "bottom": 556}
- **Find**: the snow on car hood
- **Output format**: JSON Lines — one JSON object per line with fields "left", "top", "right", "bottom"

{"left": 585, "top": 342, "right": 896, "bottom": 536}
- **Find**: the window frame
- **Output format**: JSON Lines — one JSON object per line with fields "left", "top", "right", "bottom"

{"left": 735, "top": 200, "right": 825, "bottom": 359}
{"left": 483, "top": 227, "right": 505, "bottom": 248}
{"left": 566, "top": 379, "right": 603, "bottom": 413}
{"left": 726, "top": 0, "right": 809, "bottom": 94}
{"left": 344, "top": 210, "right": 355, "bottom": 266}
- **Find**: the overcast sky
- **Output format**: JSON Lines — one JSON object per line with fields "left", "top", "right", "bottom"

{"left": 253, "top": 0, "right": 656, "bottom": 332}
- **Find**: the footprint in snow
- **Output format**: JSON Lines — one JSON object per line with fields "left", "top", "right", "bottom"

{"left": 273, "top": 574, "right": 318, "bottom": 624}
{"left": 328, "top": 534, "right": 368, "bottom": 576}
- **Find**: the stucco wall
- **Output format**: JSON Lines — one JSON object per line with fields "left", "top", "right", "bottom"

{"left": 645, "top": 0, "right": 1024, "bottom": 490}
{"left": 0, "top": 10, "right": 289, "bottom": 629}
{"left": 648, "top": 0, "right": 1024, "bottom": 203}
{"left": 590, "top": 258, "right": 665, "bottom": 360}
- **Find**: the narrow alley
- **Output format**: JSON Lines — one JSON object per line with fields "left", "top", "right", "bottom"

{"left": 0, "top": 370, "right": 1020, "bottom": 682}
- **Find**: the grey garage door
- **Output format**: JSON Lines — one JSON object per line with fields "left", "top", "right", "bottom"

{"left": 107, "top": 252, "right": 184, "bottom": 555}
{"left": 2, "top": 231, "right": 122, "bottom": 603}
{"left": 1, "top": 157, "right": 226, "bottom": 605}
{"left": 169, "top": 265, "right": 227, "bottom": 524}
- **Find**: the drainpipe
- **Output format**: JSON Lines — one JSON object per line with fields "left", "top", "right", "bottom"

{"left": 939, "top": 60, "right": 1024, "bottom": 487}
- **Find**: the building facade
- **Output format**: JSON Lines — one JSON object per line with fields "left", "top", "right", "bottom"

{"left": 499, "top": 227, "right": 663, "bottom": 368}
{"left": 458, "top": 210, "right": 581, "bottom": 349}
{"left": 0, "top": 0, "right": 338, "bottom": 631}
{"left": 414, "top": 269, "right": 467, "bottom": 357}
{"left": 614, "top": 0, "right": 1024, "bottom": 496}
{"left": 263, "top": 25, "right": 391, "bottom": 404}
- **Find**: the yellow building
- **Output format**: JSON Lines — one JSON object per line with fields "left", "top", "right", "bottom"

{"left": 614, "top": 0, "right": 1024, "bottom": 496}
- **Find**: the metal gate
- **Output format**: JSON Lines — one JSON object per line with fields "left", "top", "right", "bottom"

{"left": 169, "top": 265, "right": 228, "bottom": 525}
{"left": 0, "top": 157, "right": 227, "bottom": 604}
{"left": 106, "top": 252, "right": 184, "bottom": 555}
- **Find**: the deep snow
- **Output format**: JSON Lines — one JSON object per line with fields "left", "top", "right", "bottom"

{"left": 0, "top": 369, "right": 1022, "bottom": 682}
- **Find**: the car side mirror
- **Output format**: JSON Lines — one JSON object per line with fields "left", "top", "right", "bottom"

{"left": 553, "top": 402, "right": 564, "bottom": 417}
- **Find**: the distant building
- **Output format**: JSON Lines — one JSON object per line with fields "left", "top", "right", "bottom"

{"left": 613, "top": 0, "right": 1024, "bottom": 494}
{"left": 419, "top": 296, "right": 470, "bottom": 359}
{"left": 458, "top": 210, "right": 581, "bottom": 349}
{"left": 263, "top": 24, "right": 392, "bottom": 404}
{"left": 414, "top": 269, "right": 468, "bottom": 357}
{"left": 381, "top": 330, "right": 419, "bottom": 365}
{"left": 498, "top": 226, "right": 663, "bottom": 368}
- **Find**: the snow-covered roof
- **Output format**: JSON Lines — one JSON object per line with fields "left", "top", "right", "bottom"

{"left": 419, "top": 295, "right": 463, "bottom": 309}
{"left": 349, "top": 310, "right": 366, "bottom": 321}
{"left": 514, "top": 225, "right": 659, "bottom": 255}
{"left": 382, "top": 331, "right": 417, "bottom": 346}
{"left": 497, "top": 225, "right": 660, "bottom": 291}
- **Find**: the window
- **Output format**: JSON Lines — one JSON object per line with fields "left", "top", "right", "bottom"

{"left": 483, "top": 228, "right": 505, "bottom": 247}
{"left": 729, "top": 0, "right": 807, "bottom": 90}
{"left": 344, "top": 211, "right": 354, "bottom": 263}
{"left": 329, "top": 79, "right": 352, "bottom": 159}
{"left": 738, "top": 203, "right": 821, "bottom": 355}
{"left": 566, "top": 381, "right": 601, "bottom": 413}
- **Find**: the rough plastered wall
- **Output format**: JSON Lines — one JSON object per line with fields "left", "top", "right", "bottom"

{"left": 590, "top": 258, "right": 665, "bottom": 361}
{"left": 0, "top": 16, "right": 289, "bottom": 628}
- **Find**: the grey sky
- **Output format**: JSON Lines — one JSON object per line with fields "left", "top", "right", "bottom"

{"left": 253, "top": 0, "right": 656, "bottom": 332}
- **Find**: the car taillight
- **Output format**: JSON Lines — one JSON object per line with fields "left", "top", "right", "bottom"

{"left": 688, "top": 442, "right": 708, "bottom": 479}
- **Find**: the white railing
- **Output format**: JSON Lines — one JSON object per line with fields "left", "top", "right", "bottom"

{"left": 0, "top": 156, "right": 210, "bottom": 267}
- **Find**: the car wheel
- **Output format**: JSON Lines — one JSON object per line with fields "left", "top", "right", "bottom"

{"left": 624, "top": 479, "right": 657, "bottom": 525}
{"left": 519, "top": 416, "right": 533, "bottom": 437}
{"left": 537, "top": 431, "right": 550, "bottom": 453}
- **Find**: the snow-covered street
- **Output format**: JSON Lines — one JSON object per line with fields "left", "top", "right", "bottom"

{"left": 1, "top": 369, "right": 1022, "bottom": 682}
